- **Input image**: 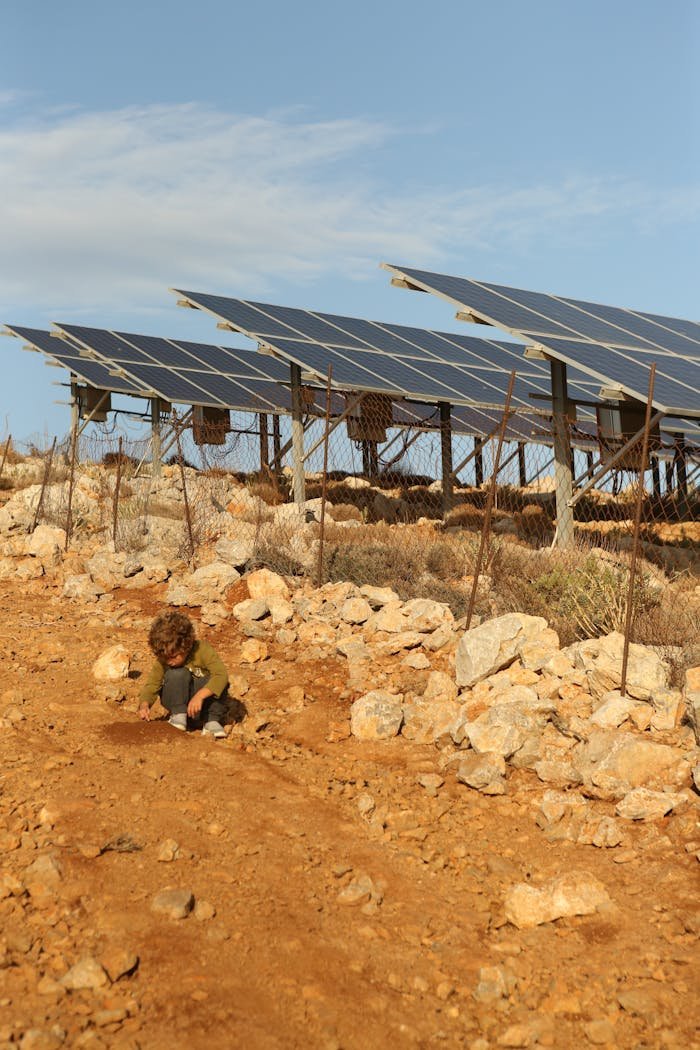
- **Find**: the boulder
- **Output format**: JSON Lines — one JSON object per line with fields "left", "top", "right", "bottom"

{"left": 26, "top": 525, "right": 66, "bottom": 567}
{"left": 455, "top": 614, "right": 549, "bottom": 688}
{"left": 504, "top": 872, "right": 611, "bottom": 929}
{"left": 589, "top": 691, "right": 639, "bottom": 729}
{"left": 190, "top": 561, "right": 240, "bottom": 595}
{"left": 573, "top": 633, "right": 667, "bottom": 700}
{"left": 455, "top": 752, "right": 506, "bottom": 795}
{"left": 246, "top": 568, "right": 290, "bottom": 601}
{"left": 350, "top": 691, "right": 404, "bottom": 740}
{"left": 214, "top": 537, "right": 254, "bottom": 567}
{"left": 92, "top": 645, "right": 130, "bottom": 682}
{"left": 575, "top": 730, "right": 692, "bottom": 790}
{"left": 615, "top": 788, "right": 688, "bottom": 822}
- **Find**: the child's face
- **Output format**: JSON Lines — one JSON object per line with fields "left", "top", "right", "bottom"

{"left": 166, "top": 650, "right": 188, "bottom": 668}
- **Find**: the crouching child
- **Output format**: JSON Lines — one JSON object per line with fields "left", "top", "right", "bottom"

{"left": 138, "top": 610, "right": 229, "bottom": 739}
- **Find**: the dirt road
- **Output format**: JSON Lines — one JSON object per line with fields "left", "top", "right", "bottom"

{"left": 0, "top": 578, "right": 698, "bottom": 1049}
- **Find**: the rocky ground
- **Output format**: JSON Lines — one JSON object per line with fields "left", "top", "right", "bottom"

{"left": 1, "top": 561, "right": 699, "bottom": 1050}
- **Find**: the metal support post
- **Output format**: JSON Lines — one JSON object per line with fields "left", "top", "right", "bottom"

{"left": 259, "top": 413, "right": 269, "bottom": 470}
{"left": 517, "top": 442, "right": 527, "bottom": 487}
{"left": 474, "top": 437, "right": 484, "bottom": 487}
{"left": 651, "top": 455, "right": 661, "bottom": 499}
{"left": 151, "top": 398, "right": 162, "bottom": 478}
{"left": 290, "top": 363, "right": 306, "bottom": 509}
{"left": 272, "top": 414, "right": 282, "bottom": 471}
{"left": 439, "top": 401, "right": 454, "bottom": 517}
{"left": 362, "top": 440, "right": 379, "bottom": 478}
{"left": 550, "top": 360, "right": 574, "bottom": 547}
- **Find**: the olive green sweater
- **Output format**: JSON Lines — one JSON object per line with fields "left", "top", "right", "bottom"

{"left": 139, "top": 640, "right": 229, "bottom": 708}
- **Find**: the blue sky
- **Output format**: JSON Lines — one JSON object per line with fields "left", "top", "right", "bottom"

{"left": 1, "top": 0, "right": 698, "bottom": 439}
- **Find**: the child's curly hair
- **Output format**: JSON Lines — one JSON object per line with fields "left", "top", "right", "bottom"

{"left": 148, "top": 610, "right": 196, "bottom": 662}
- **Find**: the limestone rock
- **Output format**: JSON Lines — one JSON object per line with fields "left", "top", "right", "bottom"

{"left": 92, "top": 644, "right": 130, "bottom": 682}
{"left": 359, "top": 584, "right": 399, "bottom": 608}
{"left": 455, "top": 614, "right": 549, "bottom": 688}
{"left": 191, "top": 561, "right": 240, "bottom": 595}
{"left": 26, "top": 524, "right": 66, "bottom": 567}
{"left": 151, "top": 887, "right": 194, "bottom": 919}
{"left": 573, "top": 632, "right": 667, "bottom": 700}
{"left": 60, "top": 956, "right": 109, "bottom": 990}
{"left": 350, "top": 690, "right": 403, "bottom": 740}
{"left": 456, "top": 752, "right": 506, "bottom": 795}
{"left": 615, "top": 788, "right": 688, "bottom": 822}
{"left": 246, "top": 568, "right": 290, "bottom": 601}
{"left": 214, "top": 537, "right": 253, "bottom": 567}
{"left": 504, "top": 871, "right": 611, "bottom": 929}
{"left": 575, "top": 730, "right": 692, "bottom": 790}
{"left": 233, "top": 598, "right": 269, "bottom": 622}
{"left": 340, "top": 597, "right": 372, "bottom": 624}
{"left": 240, "top": 638, "right": 269, "bottom": 664}
{"left": 589, "top": 691, "right": 638, "bottom": 729}
{"left": 423, "top": 670, "right": 458, "bottom": 703}
{"left": 62, "top": 574, "right": 103, "bottom": 602}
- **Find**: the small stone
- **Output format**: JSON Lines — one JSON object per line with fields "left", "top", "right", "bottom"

{"left": 92, "top": 645, "right": 131, "bottom": 682}
{"left": 617, "top": 987, "right": 657, "bottom": 1017}
{"left": 504, "top": 871, "right": 611, "bottom": 929}
{"left": 239, "top": 638, "right": 268, "bottom": 664}
{"left": 194, "top": 900, "right": 216, "bottom": 921}
{"left": 151, "top": 888, "right": 194, "bottom": 920}
{"left": 350, "top": 691, "right": 403, "bottom": 740}
{"left": 206, "top": 822, "right": 226, "bottom": 838}
{"left": 36, "top": 976, "right": 65, "bottom": 997}
{"left": 60, "top": 956, "right": 109, "bottom": 990}
{"left": 417, "top": 773, "right": 444, "bottom": 795}
{"left": 19, "top": 1028, "right": 66, "bottom": 1050}
{"left": 93, "top": 1009, "right": 127, "bottom": 1028}
{"left": 584, "top": 1019, "right": 616, "bottom": 1044}
{"left": 615, "top": 788, "right": 687, "bottom": 822}
{"left": 100, "top": 947, "right": 139, "bottom": 982}
{"left": 157, "top": 839, "right": 181, "bottom": 862}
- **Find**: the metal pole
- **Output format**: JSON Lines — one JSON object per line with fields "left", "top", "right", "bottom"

{"left": 32, "top": 437, "right": 57, "bottom": 532}
{"left": 517, "top": 442, "right": 527, "bottom": 487}
{"left": 174, "top": 414, "right": 196, "bottom": 564}
{"left": 290, "top": 363, "right": 306, "bottom": 509}
{"left": 465, "top": 372, "right": 515, "bottom": 629}
{"left": 474, "top": 437, "right": 484, "bottom": 487}
{"left": 620, "top": 364, "right": 656, "bottom": 697}
{"left": 0, "top": 435, "right": 11, "bottom": 484}
{"left": 272, "top": 414, "right": 282, "bottom": 473}
{"left": 439, "top": 401, "right": 454, "bottom": 518}
{"left": 64, "top": 421, "right": 78, "bottom": 550}
{"left": 259, "top": 413, "right": 269, "bottom": 471}
{"left": 316, "top": 367, "right": 333, "bottom": 588}
{"left": 151, "top": 398, "right": 162, "bottom": 478}
{"left": 551, "top": 360, "right": 574, "bottom": 547}
{"left": 112, "top": 436, "right": 123, "bottom": 549}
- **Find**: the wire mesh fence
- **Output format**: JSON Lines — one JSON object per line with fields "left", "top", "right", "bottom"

{"left": 1, "top": 394, "right": 698, "bottom": 675}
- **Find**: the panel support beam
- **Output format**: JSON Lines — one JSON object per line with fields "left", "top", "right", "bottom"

{"left": 438, "top": 402, "right": 454, "bottom": 516}
{"left": 550, "top": 360, "right": 574, "bottom": 548}
{"left": 151, "top": 398, "right": 162, "bottom": 478}
{"left": 259, "top": 413, "right": 269, "bottom": 470}
{"left": 290, "top": 363, "right": 306, "bottom": 509}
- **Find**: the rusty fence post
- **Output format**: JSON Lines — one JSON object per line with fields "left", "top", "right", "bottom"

{"left": 0, "top": 435, "right": 11, "bottom": 484}
{"left": 64, "top": 425, "right": 79, "bottom": 550}
{"left": 316, "top": 366, "right": 333, "bottom": 588}
{"left": 465, "top": 371, "right": 516, "bottom": 630}
{"left": 620, "top": 363, "right": 656, "bottom": 697}
{"left": 32, "top": 437, "right": 57, "bottom": 532}
{"left": 174, "top": 412, "right": 196, "bottom": 564}
{"left": 112, "top": 436, "right": 123, "bottom": 549}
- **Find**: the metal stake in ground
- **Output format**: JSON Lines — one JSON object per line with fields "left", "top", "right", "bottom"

{"left": 465, "top": 371, "right": 516, "bottom": 630}
{"left": 0, "top": 435, "right": 11, "bottom": 485}
{"left": 112, "top": 436, "right": 124, "bottom": 549}
{"left": 316, "top": 366, "right": 333, "bottom": 588}
{"left": 64, "top": 423, "right": 79, "bottom": 550}
{"left": 620, "top": 363, "right": 656, "bottom": 698}
{"left": 173, "top": 412, "right": 196, "bottom": 564}
{"left": 32, "top": 437, "right": 57, "bottom": 533}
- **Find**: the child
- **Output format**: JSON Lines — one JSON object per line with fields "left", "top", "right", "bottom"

{"left": 138, "top": 610, "right": 229, "bottom": 739}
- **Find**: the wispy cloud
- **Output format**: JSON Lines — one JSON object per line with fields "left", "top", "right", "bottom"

{"left": 0, "top": 101, "right": 697, "bottom": 317}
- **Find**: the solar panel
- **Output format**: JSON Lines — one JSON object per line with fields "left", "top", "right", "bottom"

{"left": 53, "top": 325, "right": 297, "bottom": 414}
{"left": 4, "top": 326, "right": 145, "bottom": 396}
{"left": 383, "top": 265, "right": 700, "bottom": 419}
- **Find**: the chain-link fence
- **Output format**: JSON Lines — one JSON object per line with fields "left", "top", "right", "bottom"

{"left": 2, "top": 391, "right": 698, "bottom": 679}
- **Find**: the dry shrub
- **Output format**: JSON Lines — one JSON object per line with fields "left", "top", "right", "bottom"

{"left": 328, "top": 503, "right": 363, "bottom": 523}
{"left": 489, "top": 542, "right": 672, "bottom": 647}
{"left": 247, "top": 479, "right": 287, "bottom": 506}
{"left": 444, "top": 503, "right": 485, "bottom": 531}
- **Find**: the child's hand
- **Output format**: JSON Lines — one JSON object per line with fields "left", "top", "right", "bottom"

{"left": 187, "top": 693, "right": 205, "bottom": 718}
{"left": 138, "top": 703, "right": 151, "bottom": 721}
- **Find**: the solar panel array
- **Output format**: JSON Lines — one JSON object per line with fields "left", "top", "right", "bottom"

{"left": 382, "top": 265, "right": 700, "bottom": 420}
{"left": 5, "top": 326, "right": 145, "bottom": 397}
{"left": 49, "top": 324, "right": 297, "bottom": 416}
{"left": 171, "top": 288, "right": 607, "bottom": 413}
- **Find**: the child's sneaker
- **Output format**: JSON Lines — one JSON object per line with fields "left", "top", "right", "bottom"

{"left": 168, "top": 713, "right": 188, "bottom": 732}
{"left": 202, "top": 721, "right": 226, "bottom": 739}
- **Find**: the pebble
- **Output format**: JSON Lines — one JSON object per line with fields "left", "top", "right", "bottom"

{"left": 60, "top": 956, "right": 109, "bottom": 991}
{"left": 194, "top": 900, "right": 216, "bottom": 921}
{"left": 157, "top": 839, "right": 181, "bottom": 862}
{"left": 100, "top": 947, "right": 139, "bottom": 982}
{"left": 584, "top": 1019, "right": 616, "bottom": 1045}
{"left": 150, "top": 888, "right": 195, "bottom": 920}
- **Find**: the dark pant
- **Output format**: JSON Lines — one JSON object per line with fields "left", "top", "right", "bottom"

{"left": 161, "top": 668, "right": 227, "bottom": 726}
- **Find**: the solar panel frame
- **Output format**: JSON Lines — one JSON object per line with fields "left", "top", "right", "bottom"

{"left": 4, "top": 326, "right": 147, "bottom": 397}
